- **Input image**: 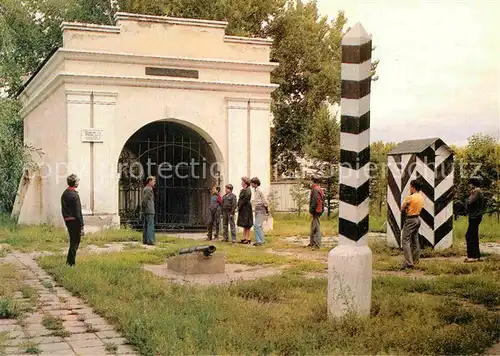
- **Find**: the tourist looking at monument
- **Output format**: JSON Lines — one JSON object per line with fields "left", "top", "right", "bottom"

{"left": 141, "top": 176, "right": 156, "bottom": 245}
{"left": 207, "top": 185, "right": 222, "bottom": 240}
{"left": 250, "top": 177, "right": 269, "bottom": 246}
{"left": 237, "top": 177, "right": 253, "bottom": 244}
{"left": 308, "top": 177, "right": 325, "bottom": 249}
{"left": 464, "top": 177, "right": 485, "bottom": 262}
{"left": 400, "top": 179, "right": 424, "bottom": 269}
{"left": 221, "top": 184, "right": 237, "bottom": 243}
{"left": 61, "top": 174, "right": 84, "bottom": 266}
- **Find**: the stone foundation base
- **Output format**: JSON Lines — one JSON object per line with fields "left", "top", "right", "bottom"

{"left": 83, "top": 214, "right": 120, "bottom": 233}
{"left": 167, "top": 252, "right": 225, "bottom": 275}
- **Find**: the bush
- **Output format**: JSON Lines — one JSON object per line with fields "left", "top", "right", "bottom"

{"left": 0, "top": 297, "right": 21, "bottom": 318}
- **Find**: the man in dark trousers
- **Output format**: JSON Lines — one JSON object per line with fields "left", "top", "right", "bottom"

{"left": 207, "top": 185, "right": 222, "bottom": 240}
{"left": 221, "top": 184, "right": 237, "bottom": 243}
{"left": 465, "top": 177, "right": 485, "bottom": 262}
{"left": 400, "top": 179, "right": 424, "bottom": 269}
{"left": 308, "top": 177, "right": 325, "bottom": 249}
{"left": 141, "top": 176, "right": 156, "bottom": 245}
{"left": 61, "top": 174, "right": 84, "bottom": 266}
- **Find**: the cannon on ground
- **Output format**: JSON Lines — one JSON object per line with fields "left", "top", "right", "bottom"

{"left": 179, "top": 245, "right": 216, "bottom": 257}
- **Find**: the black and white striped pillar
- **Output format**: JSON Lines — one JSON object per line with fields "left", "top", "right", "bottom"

{"left": 328, "top": 22, "right": 372, "bottom": 318}
{"left": 338, "top": 23, "right": 372, "bottom": 243}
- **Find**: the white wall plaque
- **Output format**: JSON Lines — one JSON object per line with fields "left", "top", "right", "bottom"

{"left": 81, "top": 128, "right": 103, "bottom": 142}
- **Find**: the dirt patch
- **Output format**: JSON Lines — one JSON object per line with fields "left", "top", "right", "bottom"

{"left": 142, "top": 263, "right": 283, "bottom": 286}
{"left": 264, "top": 248, "right": 327, "bottom": 262}
{"left": 282, "top": 236, "right": 337, "bottom": 247}
{"left": 481, "top": 242, "right": 500, "bottom": 255}
{"left": 485, "top": 342, "right": 500, "bottom": 355}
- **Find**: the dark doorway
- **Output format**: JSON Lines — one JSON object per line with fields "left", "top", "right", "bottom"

{"left": 118, "top": 121, "right": 221, "bottom": 231}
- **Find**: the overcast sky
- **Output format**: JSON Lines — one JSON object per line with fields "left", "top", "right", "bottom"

{"left": 316, "top": 0, "right": 499, "bottom": 147}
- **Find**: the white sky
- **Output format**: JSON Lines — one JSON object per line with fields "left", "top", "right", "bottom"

{"left": 316, "top": 0, "right": 500, "bottom": 147}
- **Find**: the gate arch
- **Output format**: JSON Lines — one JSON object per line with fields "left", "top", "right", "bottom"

{"left": 118, "top": 119, "right": 224, "bottom": 231}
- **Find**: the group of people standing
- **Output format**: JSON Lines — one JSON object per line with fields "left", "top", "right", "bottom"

{"left": 58, "top": 172, "right": 486, "bottom": 267}
{"left": 207, "top": 176, "right": 269, "bottom": 246}
{"left": 400, "top": 177, "right": 485, "bottom": 269}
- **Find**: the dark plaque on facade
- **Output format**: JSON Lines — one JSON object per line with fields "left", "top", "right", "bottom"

{"left": 145, "top": 67, "right": 199, "bottom": 79}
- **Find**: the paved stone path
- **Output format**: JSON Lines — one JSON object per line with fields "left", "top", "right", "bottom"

{"left": 0, "top": 253, "right": 137, "bottom": 356}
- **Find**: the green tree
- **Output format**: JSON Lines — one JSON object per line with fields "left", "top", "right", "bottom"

{"left": 304, "top": 104, "right": 340, "bottom": 217}
{"left": 454, "top": 134, "right": 500, "bottom": 218}
{"left": 289, "top": 181, "right": 309, "bottom": 216}
{"left": 0, "top": 99, "right": 33, "bottom": 213}
{"left": 369, "top": 141, "right": 396, "bottom": 215}
{"left": 268, "top": 1, "right": 346, "bottom": 174}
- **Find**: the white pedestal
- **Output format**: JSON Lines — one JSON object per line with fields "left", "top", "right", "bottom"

{"left": 327, "top": 236, "right": 372, "bottom": 318}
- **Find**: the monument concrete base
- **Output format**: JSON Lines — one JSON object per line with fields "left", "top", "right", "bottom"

{"left": 327, "top": 240, "right": 372, "bottom": 318}
{"left": 83, "top": 214, "right": 120, "bottom": 233}
{"left": 167, "top": 252, "right": 225, "bottom": 275}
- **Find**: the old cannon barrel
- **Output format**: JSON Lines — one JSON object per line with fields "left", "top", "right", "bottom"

{"left": 178, "top": 245, "right": 216, "bottom": 257}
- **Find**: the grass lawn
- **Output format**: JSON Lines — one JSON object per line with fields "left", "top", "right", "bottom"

{"left": 1, "top": 212, "right": 500, "bottom": 355}
{"left": 38, "top": 250, "right": 500, "bottom": 355}
{"left": 1, "top": 211, "right": 499, "bottom": 253}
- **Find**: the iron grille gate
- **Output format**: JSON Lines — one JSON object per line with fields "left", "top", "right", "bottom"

{"left": 118, "top": 122, "right": 220, "bottom": 231}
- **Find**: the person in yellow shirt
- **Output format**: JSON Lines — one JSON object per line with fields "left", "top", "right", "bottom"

{"left": 400, "top": 179, "right": 424, "bottom": 269}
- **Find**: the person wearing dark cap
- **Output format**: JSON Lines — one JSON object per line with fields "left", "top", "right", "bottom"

{"left": 464, "top": 177, "right": 485, "bottom": 262}
{"left": 400, "top": 179, "right": 424, "bottom": 269}
{"left": 237, "top": 176, "right": 253, "bottom": 244}
{"left": 61, "top": 174, "right": 84, "bottom": 266}
{"left": 222, "top": 184, "right": 237, "bottom": 242}
{"left": 250, "top": 176, "right": 268, "bottom": 246}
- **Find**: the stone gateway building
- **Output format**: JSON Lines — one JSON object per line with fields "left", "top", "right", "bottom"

{"left": 13, "top": 12, "right": 277, "bottom": 231}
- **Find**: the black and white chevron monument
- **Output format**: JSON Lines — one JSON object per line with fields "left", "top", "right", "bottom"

{"left": 328, "top": 22, "right": 373, "bottom": 319}
{"left": 338, "top": 23, "right": 372, "bottom": 243}
{"left": 386, "top": 138, "right": 454, "bottom": 249}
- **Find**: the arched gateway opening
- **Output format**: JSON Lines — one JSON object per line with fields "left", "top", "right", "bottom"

{"left": 118, "top": 121, "right": 222, "bottom": 231}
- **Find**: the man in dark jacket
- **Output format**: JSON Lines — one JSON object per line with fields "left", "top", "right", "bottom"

{"left": 61, "top": 174, "right": 84, "bottom": 266}
{"left": 141, "top": 176, "right": 156, "bottom": 245}
{"left": 308, "top": 177, "right": 325, "bottom": 249}
{"left": 221, "top": 184, "right": 237, "bottom": 242}
{"left": 207, "top": 185, "right": 222, "bottom": 240}
{"left": 465, "top": 177, "right": 485, "bottom": 262}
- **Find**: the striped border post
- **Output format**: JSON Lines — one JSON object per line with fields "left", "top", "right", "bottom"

{"left": 328, "top": 23, "right": 372, "bottom": 318}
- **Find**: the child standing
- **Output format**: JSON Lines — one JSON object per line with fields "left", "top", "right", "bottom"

{"left": 221, "top": 184, "right": 237, "bottom": 242}
{"left": 207, "top": 185, "right": 222, "bottom": 240}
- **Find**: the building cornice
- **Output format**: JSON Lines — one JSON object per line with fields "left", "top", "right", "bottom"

{"left": 20, "top": 73, "right": 278, "bottom": 117}
{"left": 60, "top": 22, "right": 120, "bottom": 33}
{"left": 114, "top": 12, "right": 229, "bottom": 29}
{"left": 224, "top": 35, "right": 273, "bottom": 46}
{"left": 61, "top": 49, "right": 278, "bottom": 71}
{"left": 18, "top": 49, "right": 279, "bottom": 103}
